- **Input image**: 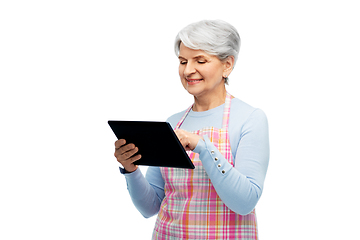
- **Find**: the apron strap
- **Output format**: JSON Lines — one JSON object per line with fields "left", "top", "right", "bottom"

{"left": 221, "top": 92, "right": 232, "bottom": 129}
{"left": 174, "top": 105, "right": 192, "bottom": 130}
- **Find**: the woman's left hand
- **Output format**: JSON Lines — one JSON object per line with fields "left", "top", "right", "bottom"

{"left": 174, "top": 129, "right": 203, "bottom": 151}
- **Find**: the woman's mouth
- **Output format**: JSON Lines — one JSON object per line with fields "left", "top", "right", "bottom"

{"left": 186, "top": 79, "right": 203, "bottom": 85}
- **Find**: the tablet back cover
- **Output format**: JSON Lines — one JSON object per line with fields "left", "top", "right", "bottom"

{"left": 108, "top": 121, "right": 195, "bottom": 169}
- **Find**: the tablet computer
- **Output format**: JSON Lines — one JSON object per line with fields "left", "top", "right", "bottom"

{"left": 108, "top": 121, "right": 195, "bottom": 169}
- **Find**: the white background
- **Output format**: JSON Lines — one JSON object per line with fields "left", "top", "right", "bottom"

{"left": 1, "top": 0, "right": 359, "bottom": 239}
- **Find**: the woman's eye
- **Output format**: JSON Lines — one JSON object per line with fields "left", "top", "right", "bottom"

{"left": 198, "top": 61, "right": 206, "bottom": 64}
{"left": 180, "top": 61, "right": 187, "bottom": 65}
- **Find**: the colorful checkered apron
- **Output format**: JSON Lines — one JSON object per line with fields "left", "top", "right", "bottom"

{"left": 152, "top": 93, "right": 258, "bottom": 239}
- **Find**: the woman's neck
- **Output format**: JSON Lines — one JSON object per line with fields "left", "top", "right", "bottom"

{"left": 192, "top": 88, "right": 227, "bottom": 112}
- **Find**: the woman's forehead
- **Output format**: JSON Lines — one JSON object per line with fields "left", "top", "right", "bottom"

{"left": 178, "top": 43, "right": 213, "bottom": 59}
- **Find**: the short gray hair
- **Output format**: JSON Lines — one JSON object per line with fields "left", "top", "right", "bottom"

{"left": 174, "top": 20, "right": 240, "bottom": 83}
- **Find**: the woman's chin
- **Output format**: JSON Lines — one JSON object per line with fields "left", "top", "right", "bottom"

{"left": 185, "top": 88, "right": 202, "bottom": 97}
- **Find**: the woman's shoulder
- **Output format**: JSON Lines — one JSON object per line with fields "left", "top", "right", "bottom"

{"left": 166, "top": 109, "right": 187, "bottom": 129}
{"left": 231, "top": 97, "right": 264, "bottom": 114}
{"left": 230, "top": 97, "right": 268, "bottom": 125}
{"left": 231, "top": 97, "right": 255, "bottom": 111}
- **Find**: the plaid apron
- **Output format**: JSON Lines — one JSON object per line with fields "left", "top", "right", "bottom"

{"left": 152, "top": 93, "right": 258, "bottom": 239}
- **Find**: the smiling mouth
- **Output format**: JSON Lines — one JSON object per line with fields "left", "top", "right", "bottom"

{"left": 186, "top": 79, "right": 203, "bottom": 84}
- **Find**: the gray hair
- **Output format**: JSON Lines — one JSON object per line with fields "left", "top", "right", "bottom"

{"left": 174, "top": 20, "right": 241, "bottom": 84}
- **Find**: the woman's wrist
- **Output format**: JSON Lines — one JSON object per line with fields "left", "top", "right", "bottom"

{"left": 193, "top": 138, "right": 206, "bottom": 154}
{"left": 119, "top": 166, "right": 138, "bottom": 174}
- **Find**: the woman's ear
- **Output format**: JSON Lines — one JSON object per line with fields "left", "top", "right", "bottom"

{"left": 223, "top": 56, "right": 235, "bottom": 77}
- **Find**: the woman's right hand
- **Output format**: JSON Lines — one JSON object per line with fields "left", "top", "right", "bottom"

{"left": 114, "top": 139, "right": 141, "bottom": 173}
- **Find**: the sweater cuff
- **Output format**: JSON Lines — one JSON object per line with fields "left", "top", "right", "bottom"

{"left": 119, "top": 166, "right": 140, "bottom": 177}
{"left": 119, "top": 167, "right": 129, "bottom": 174}
{"left": 197, "top": 135, "right": 233, "bottom": 176}
{"left": 193, "top": 138, "right": 206, "bottom": 154}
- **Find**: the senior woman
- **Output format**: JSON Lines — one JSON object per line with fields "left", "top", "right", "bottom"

{"left": 114, "top": 20, "right": 269, "bottom": 240}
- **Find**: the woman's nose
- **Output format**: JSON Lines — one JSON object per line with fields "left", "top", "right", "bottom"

{"left": 184, "top": 62, "right": 196, "bottom": 76}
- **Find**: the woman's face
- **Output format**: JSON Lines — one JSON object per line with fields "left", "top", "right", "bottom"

{"left": 178, "top": 43, "right": 231, "bottom": 98}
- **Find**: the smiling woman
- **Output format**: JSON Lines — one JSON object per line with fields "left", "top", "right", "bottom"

{"left": 114, "top": 19, "right": 269, "bottom": 240}
{"left": 178, "top": 44, "right": 234, "bottom": 111}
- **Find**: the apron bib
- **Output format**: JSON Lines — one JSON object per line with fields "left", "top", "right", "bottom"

{"left": 153, "top": 93, "right": 258, "bottom": 239}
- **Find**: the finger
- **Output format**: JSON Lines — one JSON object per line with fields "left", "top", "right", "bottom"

{"left": 128, "top": 153, "right": 142, "bottom": 163}
{"left": 114, "top": 143, "right": 135, "bottom": 158}
{"left": 174, "top": 129, "right": 183, "bottom": 137}
{"left": 175, "top": 129, "right": 193, "bottom": 150}
{"left": 121, "top": 147, "right": 139, "bottom": 160}
{"left": 115, "top": 143, "right": 135, "bottom": 155}
{"left": 178, "top": 137, "right": 188, "bottom": 149}
{"left": 118, "top": 143, "right": 136, "bottom": 155}
{"left": 174, "top": 130, "right": 185, "bottom": 141}
{"left": 115, "top": 139, "right": 126, "bottom": 149}
{"left": 117, "top": 152, "right": 141, "bottom": 165}
{"left": 185, "top": 139, "right": 191, "bottom": 150}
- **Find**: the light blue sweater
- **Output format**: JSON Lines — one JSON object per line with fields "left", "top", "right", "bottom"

{"left": 121, "top": 98, "right": 269, "bottom": 217}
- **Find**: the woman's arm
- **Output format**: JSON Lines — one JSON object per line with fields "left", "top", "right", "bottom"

{"left": 122, "top": 167, "right": 164, "bottom": 218}
{"left": 115, "top": 138, "right": 165, "bottom": 218}
{"left": 193, "top": 109, "right": 269, "bottom": 215}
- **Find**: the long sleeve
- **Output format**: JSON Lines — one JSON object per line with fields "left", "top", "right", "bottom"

{"left": 121, "top": 167, "right": 164, "bottom": 218}
{"left": 193, "top": 109, "right": 269, "bottom": 215}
